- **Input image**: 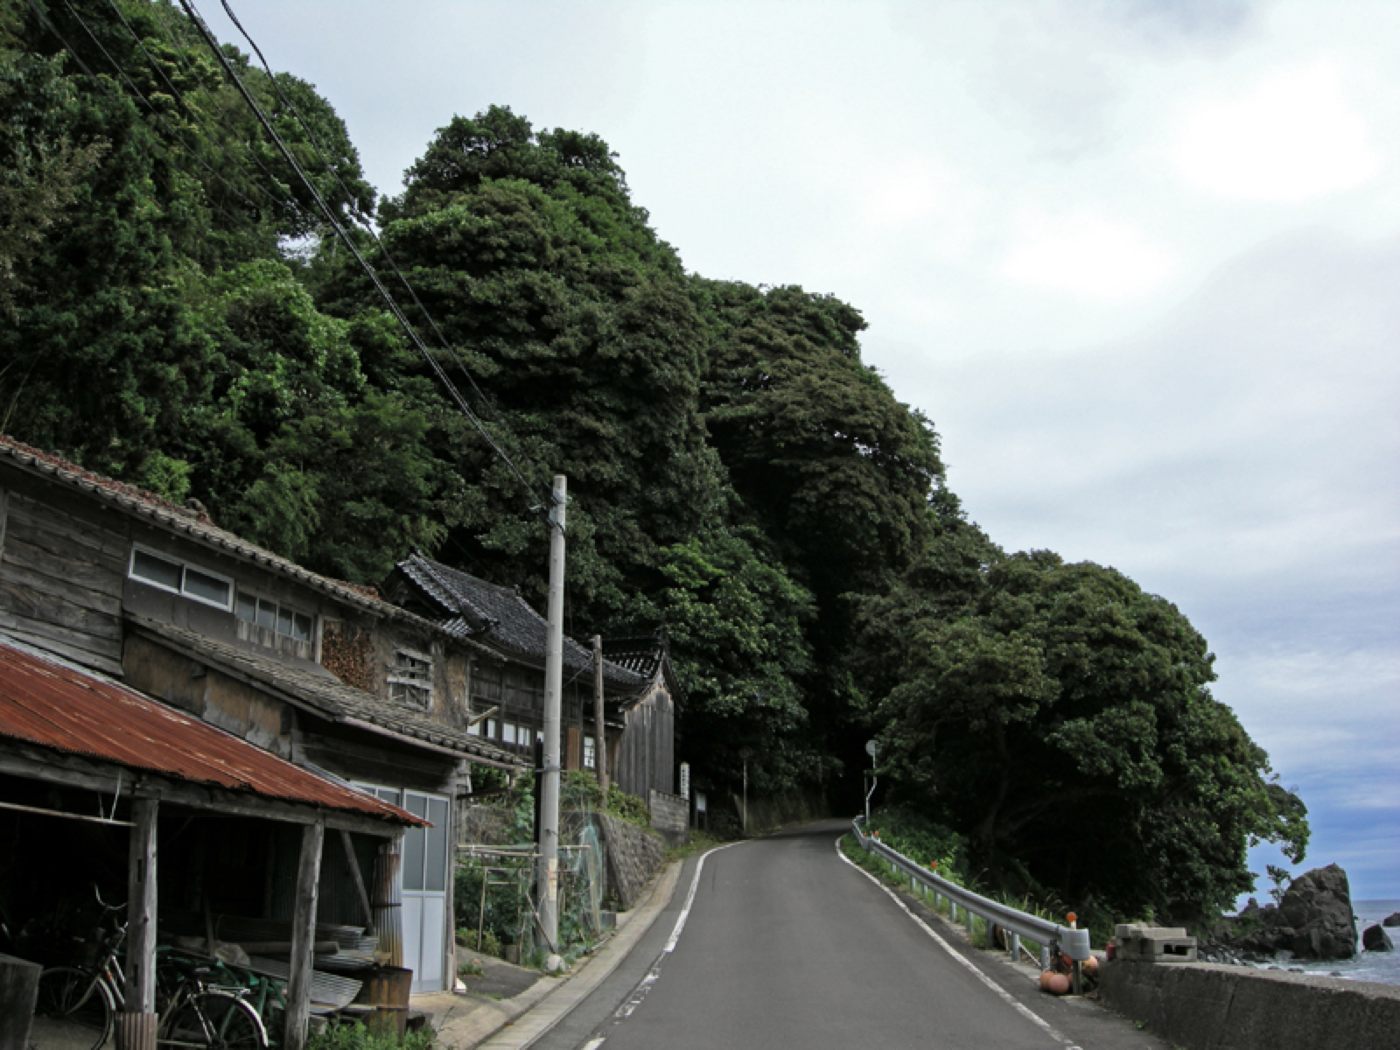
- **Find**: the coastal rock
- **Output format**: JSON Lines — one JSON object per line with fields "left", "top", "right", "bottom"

{"left": 1383, "top": 912, "right": 1400, "bottom": 928}
{"left": 1220, "top": 864, "right": 1357, "bottom": 961}
{"left": 1361, "top": 924, "right": 1393, "bottom": 952}
{"left": 1277, "top": 864, "right": 1356, "bottom": 960}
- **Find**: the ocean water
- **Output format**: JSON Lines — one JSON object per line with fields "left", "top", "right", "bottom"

{"left": 1264, "top": 899, "right": 1400, "bottom": 986}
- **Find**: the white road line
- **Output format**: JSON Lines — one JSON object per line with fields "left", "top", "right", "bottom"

{"left": 835, "top": 835, "right": 1084, "bottom": 1050}
{"left": 599, "top": 841, "right": 743, "bottom": 1038}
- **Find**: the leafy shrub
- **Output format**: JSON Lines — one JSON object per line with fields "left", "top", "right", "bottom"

{"left": 868, "top": 805, "right": 966, "bottom": 879}
{"left": 559, "top": 770, "right": 650, "bottom": 829}
{"left": 308, "top": 1021, "right": 434, "bottom": 1050}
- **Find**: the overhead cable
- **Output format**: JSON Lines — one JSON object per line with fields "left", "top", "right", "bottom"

{"left": 214, "top": 0, "right": 505, "bottom": 423}
{"left": 175, "top": 0, "right": 548, "bottom": 516}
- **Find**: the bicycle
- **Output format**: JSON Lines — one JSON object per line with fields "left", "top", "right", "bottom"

{"left": 31, "top": 887, "right": 127, "bottom": 1050}
{"left": 156, "top": 954, "right": 268, "bottom": 1050}
{"left": 30, "top": 887, "right": 270, "bottom": 1049}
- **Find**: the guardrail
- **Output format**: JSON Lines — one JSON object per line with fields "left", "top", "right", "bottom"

{"left": 850, "top": 816, "right": 1090, "bottom": 973}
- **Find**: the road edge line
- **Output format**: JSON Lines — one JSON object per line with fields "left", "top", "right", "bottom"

{"left": 834, "top": 834, "right": 1083, "bottom": 1050}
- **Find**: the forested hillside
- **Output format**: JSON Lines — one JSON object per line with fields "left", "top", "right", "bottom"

{"left": 0, "top": 1, "right": 1306, "bottom": 926}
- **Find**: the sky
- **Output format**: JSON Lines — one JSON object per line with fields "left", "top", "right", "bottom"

{"left": 198, "top": 0, "right": 1399, "bottom": 901}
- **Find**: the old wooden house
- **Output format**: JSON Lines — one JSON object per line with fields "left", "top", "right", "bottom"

{"left": 0, "top": 435, "right": 524, "bottom": 1043}
{"left": 383, "top": 554, "right": 681, "bottom": 801}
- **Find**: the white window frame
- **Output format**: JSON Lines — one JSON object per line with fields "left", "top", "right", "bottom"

{"left": 583, "top": 734, "right": 596, "bottom": 770}
{"left": 235, "top": 590, "right": 315, "bottom": 644}
{"left": 128, "top": 544, "right": 234, "bottom": 611}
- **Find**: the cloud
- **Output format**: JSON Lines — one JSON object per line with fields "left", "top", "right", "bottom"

{"left": 194, "top": 0, "right": 1400, "bottom": 898}
{"left": 1171, "top": 62, "right": 1380, "bottom": 202}
{"left": 1001, "top": 213, "right": 1176, "bottom": 300}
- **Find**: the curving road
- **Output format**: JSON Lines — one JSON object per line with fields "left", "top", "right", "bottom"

{"left": 534, "top": 820, "right": 1172, "bottom": 1050}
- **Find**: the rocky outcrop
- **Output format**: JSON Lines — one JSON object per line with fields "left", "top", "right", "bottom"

{"left": 1221, "top": 864, "right": 1357, "bottom": 961}
{"left": 1362, "top": 924, "right": 1393, "bottom": 952}
{"left": 1383, "top": 912, "right": 1400, "bottom": 928}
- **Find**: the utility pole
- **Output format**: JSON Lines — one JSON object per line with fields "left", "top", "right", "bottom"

{"left": 538, "top": 475, "right": 566, "bottom": 961}
{"left": 592, "top": 635, "right": 608, "bottom": 795}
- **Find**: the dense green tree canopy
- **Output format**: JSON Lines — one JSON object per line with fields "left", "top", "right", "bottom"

{"left": 0, "top": 3, "right": 1306, "bottom": 924}
{"left": 854, "top": 547, "right": 1308, "bottom": 923}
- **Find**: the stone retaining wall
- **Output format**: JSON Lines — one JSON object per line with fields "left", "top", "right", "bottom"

{"left": 597, "top": 812, "right": 664, "bottom": 911}
{"left": 1099, "top": 960, "right": 1400, "bottom": 1050}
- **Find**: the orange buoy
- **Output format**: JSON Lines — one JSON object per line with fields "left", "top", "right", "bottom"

{"left": 1039, "top": 970, "right": 1071, "bottom": 995}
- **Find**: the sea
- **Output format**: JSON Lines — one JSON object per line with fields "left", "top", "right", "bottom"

{"left": 1262, "top": 899, "right": 1400, "bottom": 986}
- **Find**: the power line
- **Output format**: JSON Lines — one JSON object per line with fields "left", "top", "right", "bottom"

{"left": 23, "top": 0, "right": 100, "bottom": 78}
{"left": 43, "top": 0, "right": 288, "bottom": 221}
{"left": 177, "top": 0, "right": 549, "bottom": 518}
{"left": 214, "top": 0, "right": 507, "bottom": 425}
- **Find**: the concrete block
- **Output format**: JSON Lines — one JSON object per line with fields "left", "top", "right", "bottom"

{"left": 1114, "top": 923, "right": 1198, "bottom": 963}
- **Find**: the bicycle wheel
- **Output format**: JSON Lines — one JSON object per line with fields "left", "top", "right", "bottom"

{"left": 159, "top": 990, "right": 268, "bottom": 1050}
{"left": 32, "top": 965, "right": 115, "bottom": 1050}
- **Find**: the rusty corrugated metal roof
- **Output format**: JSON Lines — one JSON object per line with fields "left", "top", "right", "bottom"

{"left": 0, "top": 641, "right": 423, "bottom": 826}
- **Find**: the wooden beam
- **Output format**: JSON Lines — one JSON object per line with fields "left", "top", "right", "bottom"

{"left": 124, "top": 798, "right": 159, "bottom": 1013}
{"left": 0, "top": 799, "right": 134, "bottom": 827}
{"left": 339, "top": 829, "right": 374, "bottom": 928}
{"left": 283, "top": 821, "right": 324, "bottom": 1050}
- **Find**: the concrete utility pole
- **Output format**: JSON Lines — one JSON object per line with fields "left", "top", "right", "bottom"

{"left": 538, "top": 475, "right": 566, "bottom": 959}
{"left": 592, "top": 635, "right": 608, "bottom": 795}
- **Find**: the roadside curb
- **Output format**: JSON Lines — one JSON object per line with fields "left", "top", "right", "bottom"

{"left": 431, "top": 859, "right": 685, "bottom": 1049}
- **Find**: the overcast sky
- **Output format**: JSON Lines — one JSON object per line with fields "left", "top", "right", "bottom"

{"left": 200, "top": 0, "right": 1399, "bottom": 900}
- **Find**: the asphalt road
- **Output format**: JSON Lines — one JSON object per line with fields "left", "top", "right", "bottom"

{"left": 534, "top": 820, "right": 1173, "bottom": 1050}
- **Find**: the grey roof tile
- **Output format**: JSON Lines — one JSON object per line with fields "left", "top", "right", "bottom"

{"left": 396, "top": 554, "right": 647, "bottom": 694}
{"left": 129, "top": 616, "right": 523, "bottom": 768}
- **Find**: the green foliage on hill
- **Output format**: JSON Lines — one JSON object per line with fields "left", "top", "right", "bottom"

{"left": 854, "top": 547, "right": 1309, "bottom": 923}
{"left": 0, "top": 1, "right": 1307, "bottom": 924}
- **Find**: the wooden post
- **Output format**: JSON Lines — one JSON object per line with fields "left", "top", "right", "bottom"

{"left": 124, "top": 798, "right": 159, "bottom": 1013}
{"left": 284, "top": 821, "right": 325, "bottom": 1050}
{"left": 592, "top": 635, "right": 608, "bottom": 795}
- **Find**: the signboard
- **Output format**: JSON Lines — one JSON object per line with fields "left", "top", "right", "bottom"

{"left": 679, "top": 761, "right": 691, "bottom": 800}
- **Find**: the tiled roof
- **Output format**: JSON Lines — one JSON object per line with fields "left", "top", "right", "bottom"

{"left": 0, "top": 434, "right": 435, "bottom": 631}
{"left": 602, "top": 636, "right": 664, "bottom": 680}
{"left": 395, "top": 554, "right": 647, "bottom": 694}
{"left": 0, "top": 639, "right": 423, "bottom": 825}
{"left": 128, "top": 617, "right": 523, "bottom": 769}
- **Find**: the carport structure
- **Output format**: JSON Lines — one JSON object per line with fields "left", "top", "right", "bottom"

{"left": 0, "top": 639, "right": 423, "bottom": 1049}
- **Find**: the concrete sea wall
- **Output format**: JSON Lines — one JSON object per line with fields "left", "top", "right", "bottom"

{"left": 1099, "top": 959, "right": 1400, "bottom": 1050}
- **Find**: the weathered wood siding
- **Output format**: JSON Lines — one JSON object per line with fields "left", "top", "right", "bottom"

{"left": 122, "top": 633, "right": 290, "bottom": 757}
{"left": 614, "top": 683, "right": 675, "bottom": 799}
{"left": 0, "top": 487, "right": 126, "bottom": 673}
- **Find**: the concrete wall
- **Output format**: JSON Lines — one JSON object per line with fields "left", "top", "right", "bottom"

{"left": 1099, "top": 960, "right": 1400, "bottom": 1050}
{"left": 649, "top": 790, "right": 688, "bottom": 844}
